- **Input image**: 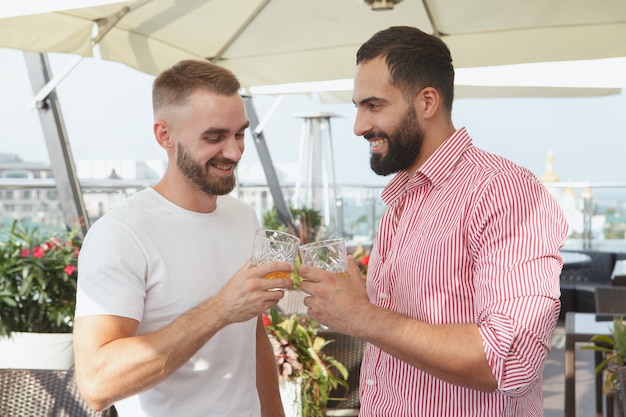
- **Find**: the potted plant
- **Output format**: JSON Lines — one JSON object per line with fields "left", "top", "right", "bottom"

{"left": 0, "top": 220, "right": 81, "bottom": 369}
{"left": 263, "top": 307, "right": 349, "bottom": 417}
{"left": 262, "top": 206, "right": 324, "bottom": 247}
{"left": 582, "top": 315, "right": 626, "bottom": 416}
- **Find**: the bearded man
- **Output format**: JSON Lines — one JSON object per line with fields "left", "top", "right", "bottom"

{"left": 299, "top": 26, "right": 569, "bottom": 417}
{"left": 73, "top": 60, "right": 293, "bottom": 417}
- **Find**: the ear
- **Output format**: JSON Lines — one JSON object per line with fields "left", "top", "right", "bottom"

{"left": 415, "top": 87, "right": 440, "bottom": 120}
{"left": 154, "top": 120, "right": 174, "bottom": 151}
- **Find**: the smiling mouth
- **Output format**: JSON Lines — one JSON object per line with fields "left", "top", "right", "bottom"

{"left": 369, "top": 137, "right": 387, "bottom": 151}
{"left": 209, "top": 161, "right": 236, "bottom": 173}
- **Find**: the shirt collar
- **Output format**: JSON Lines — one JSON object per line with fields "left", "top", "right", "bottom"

{"left": 381, "top": 127, "right": 473, "bottom": 206}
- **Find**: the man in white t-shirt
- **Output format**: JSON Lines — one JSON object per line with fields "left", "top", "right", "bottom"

{"left": 73, "top": 60, "right": 294, "bottom": 417}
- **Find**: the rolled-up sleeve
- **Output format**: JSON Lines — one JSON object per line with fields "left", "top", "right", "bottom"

{"left": 470, "top": 171, "right": 568, "bottom": 396}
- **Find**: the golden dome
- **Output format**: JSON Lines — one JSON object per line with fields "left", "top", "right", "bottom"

{"left": 541, "top": 149, "right": 560, "bottom": 183}
{"left": 562, "top": 187, "right": 576, "bottom": 198}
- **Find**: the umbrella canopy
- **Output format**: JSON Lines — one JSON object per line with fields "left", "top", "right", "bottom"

{"left": 1, "top": 0, "right": 626, "bottom": 88}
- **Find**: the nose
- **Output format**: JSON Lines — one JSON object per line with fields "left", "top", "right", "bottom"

{"left": 221, "top": 136, "right": 244, "bottom": 162}
{"left": 353, "top": 109, "right": 370, "bottom": 137}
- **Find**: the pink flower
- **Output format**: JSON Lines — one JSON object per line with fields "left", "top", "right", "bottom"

{"left": 21, "top": 248, "right": 30, "bottom": 257}
{"left": 64, "top": 265, "right": 76, "bottom": 275}
{"left": 32, "top": 246, "right": 45, "bottom": 258}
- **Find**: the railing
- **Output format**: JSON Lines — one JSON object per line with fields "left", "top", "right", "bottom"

{"left": 0, "top": 179, "right": 386, "bottom": 246}
{"left": 2, "top": 178, "right": 625, "bottom": 252}
{"left": 0, "top": 178, "right": 151, "bottom": 229}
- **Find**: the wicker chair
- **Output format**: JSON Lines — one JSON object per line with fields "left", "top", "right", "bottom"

{"left": 595, "top": 286, "right": 626, "bottom": 314}
{"left": 0, "top": 369, "right": 115, "bottom": 417}
{"left": 318, "top": 330, "right": 366, "bottom": 416}
{"left": 560, "top": 250, "right": 617, "bottom": 317}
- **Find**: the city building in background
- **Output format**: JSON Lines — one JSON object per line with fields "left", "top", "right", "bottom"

{"left": 1, "top": 151, "right": 624, "bottom": 252}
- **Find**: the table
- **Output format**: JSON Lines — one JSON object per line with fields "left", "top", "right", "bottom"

{"left": 561, "top": 251, "right": 592, "bottom": 271}
{"left": 565, "top": 312, "right": 615, "bottom": 417}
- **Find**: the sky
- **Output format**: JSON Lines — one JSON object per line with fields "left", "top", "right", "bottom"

{"left": 2, "top": 46, "right": 626, "bottom": 200}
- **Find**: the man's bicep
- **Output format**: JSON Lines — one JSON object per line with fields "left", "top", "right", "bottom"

{"left": 74, "top": 315, "right": 139, "bottom": 358}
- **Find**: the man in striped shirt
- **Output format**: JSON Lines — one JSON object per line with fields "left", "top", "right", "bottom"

{"left": 299, "top": 26, "right": 569, "bottom": 416}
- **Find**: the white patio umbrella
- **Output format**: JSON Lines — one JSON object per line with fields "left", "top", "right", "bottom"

{"left": 1, "top": 0, "right": 626, "bottom": 88}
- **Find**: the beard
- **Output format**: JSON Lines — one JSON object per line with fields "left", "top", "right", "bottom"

{"left": 176, "top": 142, "right": 237, "bottom": 196}
{"left": 369, "top": 106, "right": 424, "bottom": 176}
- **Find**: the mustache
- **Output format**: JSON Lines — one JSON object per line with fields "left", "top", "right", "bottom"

{"left": 364, "top": 131, "right": 388, "bottom": 140}
{"left": 208, "top": 157, "right": 239, "bottom": 166}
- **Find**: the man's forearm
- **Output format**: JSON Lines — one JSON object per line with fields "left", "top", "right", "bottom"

{"left": 354, "top": 305, "right": 497, "bottom": 392}
{"left": 255, "top": 317, "right": 285, "bottom": 417}
{"left": 75, "top": 297, "right": 232, "bottom": 410}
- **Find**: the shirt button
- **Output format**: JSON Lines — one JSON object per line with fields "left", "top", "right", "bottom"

{"left": 380, "top": 292, "right": 388, "bottom": 299}
{"left": 366, "top": 379, "right": 374, "bottom": 386}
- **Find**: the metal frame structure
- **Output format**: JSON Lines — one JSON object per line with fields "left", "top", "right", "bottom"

{"left": 24, "top": 52, "right": 90, "bottom": 238}
{"left": 243, "top": 95, "right": 297, "bottom": 235}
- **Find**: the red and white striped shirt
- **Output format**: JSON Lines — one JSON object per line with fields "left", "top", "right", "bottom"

{"left": 360, "top": 128, "right": 569, "bottom": 417}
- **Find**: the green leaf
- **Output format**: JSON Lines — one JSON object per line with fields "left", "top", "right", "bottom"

{"left": 327, "top": 357, "right": 349, "bottom": 381}
{"left": 589, "top": 334, "right": 616, "bottom": 346}
{"left": 581, "top": 344, "right": 615, "bottom": 354}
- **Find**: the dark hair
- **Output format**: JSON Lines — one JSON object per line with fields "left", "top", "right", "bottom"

{"left": 152, "top": 60, "right": 241, "bottom": 114}
{"left": 356, "top": 26, "right": 454, "bottom": 111}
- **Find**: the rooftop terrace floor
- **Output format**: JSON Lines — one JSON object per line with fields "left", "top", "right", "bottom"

{"left": 545, "top": 322, "right": 599, "bottom": 417}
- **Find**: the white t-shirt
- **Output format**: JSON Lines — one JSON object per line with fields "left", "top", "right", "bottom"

{"left": 76, "top": 188, "right": 261, "bottom": 417}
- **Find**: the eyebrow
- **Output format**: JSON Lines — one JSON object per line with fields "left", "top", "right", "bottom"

{"left": 354, "top": 96, "right": 385, "bottom": 106}
{"left": 202, "top": 121, "right": 250, "bottom": 135}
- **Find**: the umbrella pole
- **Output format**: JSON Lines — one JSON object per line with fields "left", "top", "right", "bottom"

{"left": 243, "top": 95, "right": 298, "bottom": 236}
{"left": 23, "top": 52, "right": 90, "bottom": 238}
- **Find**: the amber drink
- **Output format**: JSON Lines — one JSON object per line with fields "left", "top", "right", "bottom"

{"left": 250, "top": 229, "right": 300, "bottom": 280}
{"left": 263, "top": 271, "right": 293, "bottom": 280}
